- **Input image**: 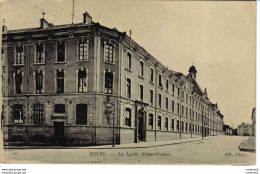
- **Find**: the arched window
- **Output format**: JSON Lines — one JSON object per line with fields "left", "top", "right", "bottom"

{"left": 105, "top": 71, "right": 113, "bottom": 94}
{"left": 171, "top": 119, "right": 174, "bottom": 131}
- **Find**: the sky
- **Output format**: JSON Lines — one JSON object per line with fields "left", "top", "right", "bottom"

{"left": 0, "top": 0, "right": 256, "bottom": 128}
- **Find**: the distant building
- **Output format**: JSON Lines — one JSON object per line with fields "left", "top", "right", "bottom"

{"left": 237, "top": 122, "right": 252, "bottom": 136}
{"left": 251, "top": 108, "right": 256, "bottom": 136}
{"left": 223, "top": 124, "right": 232, "bottom": 135}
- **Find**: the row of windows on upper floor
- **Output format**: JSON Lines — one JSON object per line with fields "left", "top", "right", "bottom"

{"left": 11, "top": 68, "right": 114, "bottom": 94}
{"left": 2, "top": 40, "right": 115, "bottom": 65}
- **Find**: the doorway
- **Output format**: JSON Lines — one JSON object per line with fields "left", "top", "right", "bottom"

{"left": 138, "top": 116, "right": 145, "bottom": 141}
{"left": 53, "top": 121, "right": 65, "bottom": 145}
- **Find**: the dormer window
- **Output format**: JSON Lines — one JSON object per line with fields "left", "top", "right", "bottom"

{"left": 104, "top": 43, "right": 114, "bottom": 63}
{"left": 57, "top": 41, "right": 65, "bottom": 62}
{"left": 16, "top": 45, "right": 24, "bottom": 64}
{"left": 36, "top": 43, "right": 45, "bottom": 63}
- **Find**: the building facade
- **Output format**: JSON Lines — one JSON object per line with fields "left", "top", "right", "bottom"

{"left": 252, "top": 108, "right": 256, "bottom": 136}
{"left": 237, "top": 122, "right": 253, "bottom": 136}
{"left": 1, "top": 12, "right": 224, "bottom": 146}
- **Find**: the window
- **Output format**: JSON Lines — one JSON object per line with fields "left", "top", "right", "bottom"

{"left": 182, "top": 91, "right": 184, "bottom": 99}
{"left": 16, "top": 45, "right": 24, "bottom": 64}
{"left": 15, "top": 72, "right": 22, "bottom": 94}
{"left": 78, "top": 69, "right": 87, "bottom": 93}
{"left": 166, "top": 97, "right": 168, "bottom": 110}
{"left": 13, "top": 104, "right": 23, "bottom": 124}
{"left": 105, "top": 71, "right": 113, "bottom": 94}
{"left": 126, "top": 78, "right": 131, "bottom": 98}
{"left": 76, "top": 104, "right": 87, "bottom": 124}
{"left": 189, "top": 123, "right": 191, "bottom": 132}
{"left": 125, "top": 108, "right": 131, "bottom": 127}
{"left": 158, "top": 94, "right": 162, "bottom": 108}
{"left": 177, "top": 103, "right": 180, "bottom": 114}
{"left": 158, "top": 74, "right": 162, "bottom": 87}
{"left": 177, "top": 120, "right": 180, "bottom": 132}
{"left": 150, "top": 89, "right": 153, "bottom": 105}
{"left": 33, "top": 104, "right": 44, "bottom": 124}
{"left": 166, "top": 80, "right": 169, "bottom": 91}
{"left": 57, "top": 41, "right": 65, "bottom": 62}
{"left": 140, "top": 61, "right": 144, "bottom": 77}
{"left": 172, "top": 84, "right": 175, "bottom": 95}
{"left": 57, "top": 70, "right": 64, "bottom": 93}
{"left": 35, "top": 70, "right": 43, "bottom": 94}
{"left": 104, "top": 44, "right": 114, "bottom": 63}
{"left": 165, "top": 117, "right": 168, "bottom": 130}
{"left": 1, "top": 48, "right": 4, "bottom": 64}
{"left": 149, "top": 114, "right": 153, "bottom": 129}
{"left": 54, "top": 104, "right": 65, "bottom": 113}
{"left": 172, "top": 100, "right": 174, "bottom": 112}
{"left": 150, "top": 68, "right": 154, "bottom": 82}
{"left": 158, "top": 116, "right": 161, "bottom": 130}
{"left": 171, "top": 119, "right": 174, "bottom": 131}
{"left": 126, "top": 52, "right": 131, "bottom": 70}
{"left": 181, "top": 121, "right": 184, "bottom": 132}
{"left": 79, "top": 39, "right": 89, "bottom": 60}
{"left": 36, "top": 43, "right": 44, "bottom": 63}
{"left": 186, "top": 122, "right": 188, "bottom": 132}
{"left": 139, "top": 84, "right": 144, "bottom": 101}
{"left": 182, "top": 105, "right": 184, "bottom": 116}
{"left": 186, "top": 107, "right": 188, "bottom": 117}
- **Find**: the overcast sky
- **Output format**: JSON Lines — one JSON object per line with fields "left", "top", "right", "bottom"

{"left": 0, "top": 0, "right": 256, "bottom": 128}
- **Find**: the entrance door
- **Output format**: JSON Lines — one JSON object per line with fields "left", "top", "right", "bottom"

{"left": 53, "top": 122, "right": 65, "bottom": 145}
{"left": 138, "top": 116, "right": 145, "bottom": 141}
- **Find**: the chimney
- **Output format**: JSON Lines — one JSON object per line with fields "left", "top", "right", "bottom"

{"left": 83, "top": 11, "right": 92, "bottom": 24}
{"left": 2, "top": 19, "right": 7, "bottom": 33}
{"left": 40, "top": 12, "right": 53, "bottom": 29}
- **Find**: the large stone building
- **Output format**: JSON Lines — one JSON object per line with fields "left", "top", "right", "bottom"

{"left": 237, "top": 122, "right": 253, "bottom": 136}
{"left": 1, "top": 12, "right": 224, "bottom": 146}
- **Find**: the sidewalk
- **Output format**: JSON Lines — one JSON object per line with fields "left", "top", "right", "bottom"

{"left": 239, "top": 136, "right": 256, "bottom": 152}
{"left": 5, "top": 135, "right": 223, "bottom": 150}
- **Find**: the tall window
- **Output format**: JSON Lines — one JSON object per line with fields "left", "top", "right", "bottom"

{"left": 125, "top": 108, "right": 131, "bottom": 127}
{"left": 158, "top": 94, "right": 162, "bottom": 108}
{"left": 139, "top": 84, "right": 144, "bottom": 101}
{"left": 15, "top": 72, "right": 22, "bottom": 94}
{"left": 158, "top": 116, "right": 161, "bottom": 130}
{"left": 178, "top": 87, "right": 180, "bottom": 97}
{"left": 172, "top": 100, "right": 175, "bottom": 112}
{"left": 181, "top": 121, "right": 184, "bottom": 132}
{"left": 150, "top": 68, "right": 154, "bottom": 82}
{"left": 166, "top": 80, "right": 169, "bottom": 91}
{"left": 177, "top": 103, "right": 180, "bottom": 114}
{"left": 126, "top": 78, "right": 131, "bottom": 98}
{"left": 1, "top": 48, "right": 4, "bottom": 64}
{"left": 186, "top": 107, "right": 188, "bottom": 117}
{"left": 177, "top": 120, "right": 180, "bottom": 132}
{"left": 126, "top": 52, "right": 131, "bottom": 70}
{"left": 33, "top": 104, "right": 44, "bottom": 124}
{"left": 158, "top": 74, "right": 162, "bottom": 87}
{"left": 76, "top": 104, "right": 87, "bottom": 124}
{"left": 166, "top": 97, "right": 168, "bottom": 110}
{"left": 54, "top": 104, "right": 65, "bottom": 113}
{"left": 149, "top": 114, "right": 153, "bottom": 129}
{"left": 79, "top": 39, "right": 89, "bottom": 60}
{"left": 16, "top": 45, "right": 24, "bottom": 64}
{"left": 185, "top": 122, "right": 188, "bottom": 132}
{"left": 78, "top": 69, "right": 87, "bottom": 93}
{"left": 35, "top": 70, "right": 43, "bottom": 94}
{"left": 104, "top": 44, "right": 114, "bottom": 63}
{"left": 105, "top": 71, "right": 113, "bottom": 94}
{"left": 171, "top": 119, "right": 174, "bottom": 131}
{"left": 165, "top": 117, "right": 168, "bottom": 130}
{"left": 172, "top": 84, "right": 175, "bottom": 95}
{"left": 57, "top": 70, "right": 64, "bottom": 93}
{"left": 13, "top": 104, "right": 23, "bottom": 124}
{"left": 57, "top": 41, "right": 65, "bottom": 62}
{"left": 189, "top": 123, "right": 191, "bottom": 132}
{"left": 150, "top": 89, "right": 153, "bottom": 105}
{"left": 182, "top": 105, "right": 184, "bottom": 116}
{"left": 36, "top": 43, "right": 44, "bottom": 63}
{"left": 140, "top": 61, "right": 144, "bottom": 77}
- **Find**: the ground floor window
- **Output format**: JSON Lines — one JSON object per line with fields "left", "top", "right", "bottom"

{"left": 125, "top": 108, "right": 131, "bottom": 127}
{"left": 148, "top": 114, "right": 153, "bottom": 129}
{"left": 171, "top": 119, "right": 174, "bottom": 131}
{"left": 158, "top": 116, "right": 161, "bottom": 130}
{"left": 33, "top": 104, "right": 44, "bottom": 124}
{"left": 13, "top": 104, "right": 23, "bottom": 124}
{"left": 177, "top": 120, "right": 180, "bottom": 132}
{"left": 76, "top": 104, "right": 87, "bottom": 125}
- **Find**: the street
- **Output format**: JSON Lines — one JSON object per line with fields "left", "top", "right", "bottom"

{"left": 3, "top": 136, "right": 255, "bottom": 165}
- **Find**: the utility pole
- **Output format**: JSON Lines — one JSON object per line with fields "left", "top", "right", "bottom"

{"left": 72, "top": 0, "right": 75, "bottom": 24}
